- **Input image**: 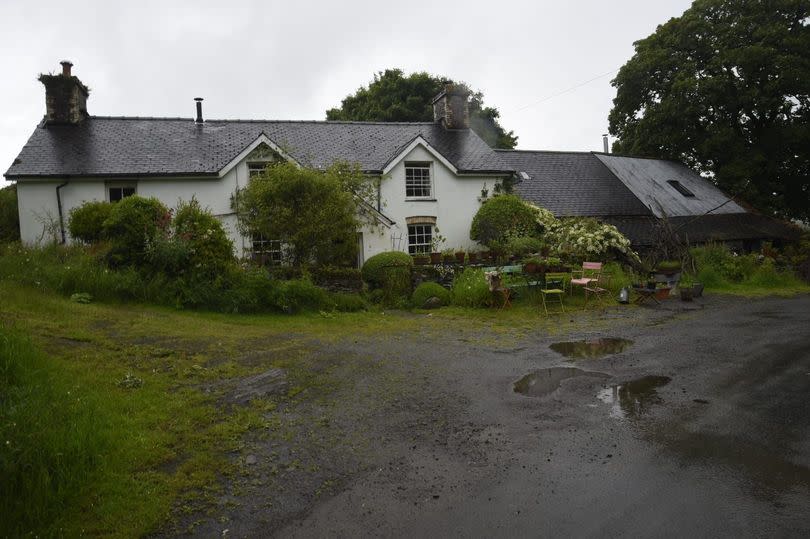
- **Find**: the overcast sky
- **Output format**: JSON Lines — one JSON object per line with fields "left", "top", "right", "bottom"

{"left": 0, "top": 0, "right": 695, "bottom": 187}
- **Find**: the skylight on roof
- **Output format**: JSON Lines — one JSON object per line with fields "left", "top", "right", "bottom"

{"left": 519, "top": 171, "right": 531, "bottom": 181}
{"left": 667, "top": 180, "right": 695, "bottom": 197}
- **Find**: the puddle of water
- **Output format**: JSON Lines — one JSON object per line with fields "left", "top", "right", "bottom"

{"left": 550, "top": 338, "right": 634, "bottom": 360}
{"left": 514, "top": 367, "right": 609, "bottom": 398}
{"left": 596, "top": 375, "right": 671, "bottom": 419}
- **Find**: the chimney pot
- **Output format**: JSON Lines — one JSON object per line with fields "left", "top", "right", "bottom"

{"left": 602, "top": 134, "right": 609, "bottom": 153}
{"left": 41, "top": 61, "right": 89, "bottom": 124}
{"left": 194, "top": 97, "right": 204, "bottom": 123}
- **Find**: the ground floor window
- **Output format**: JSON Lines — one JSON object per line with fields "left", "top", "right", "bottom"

{"left": 408, "top": 224, "right": 432, "bottom": 254}
{"left": 108, "top": 185, "right": 136, "bottom": 203}
{"left": 251, "top": 234, "right": 282, "bottom": 265}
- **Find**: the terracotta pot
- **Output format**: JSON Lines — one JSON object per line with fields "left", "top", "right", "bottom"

{"left": 430, "top": 252, "right": 442, "bottom": 264}
{"left": 455, "top": 252, "right": 466, "bottom": 264}
{"left": 655, "top": 287, "right": 672, "bottom": 300}
{"left": 443, "top": 254, "right": 454, "bottom": 264}
{"left": 524, "top": 262, "right": 539, "bottom": 274}
{"left": 468, "top": 252, "right": 479, "bottom": 264}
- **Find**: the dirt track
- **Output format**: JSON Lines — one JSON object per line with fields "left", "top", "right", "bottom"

{"left": 178, "top": 295, "right": 810, "bottom": 538}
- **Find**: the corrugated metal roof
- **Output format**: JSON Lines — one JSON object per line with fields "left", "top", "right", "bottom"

{"left": 594, "top": 154, "right": 745, "bottom": 217}
{"left": 498, "top": 150, "right": 652, "bottom": 217}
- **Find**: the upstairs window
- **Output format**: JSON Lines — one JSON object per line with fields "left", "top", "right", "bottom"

{"left": 407, "top": 224, "right": 433, "bottom": 254}
{"left": 667, "top": 180, "right": 695, "bottom": 198}
{"left": 405, "top": 163, "right": 432, "bottom": 199}
{"left": 108, "top": 185, "right": 136, "bottom": 203}
{"left": 248, "top": 162, "right": 268, "bottom": 178}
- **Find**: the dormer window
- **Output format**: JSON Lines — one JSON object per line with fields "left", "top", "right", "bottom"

{"left": 667, "top": 180, "right": 695, "bottom": 198}
{"left": 248, "top": 162, "right": 268, "bottom": 178}
{"left": 405, "top": 162, "right": 432, "bottom": 199}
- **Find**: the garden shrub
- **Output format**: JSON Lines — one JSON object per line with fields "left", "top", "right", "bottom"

{"left": 451, "top": 268, "right": 493, "bottom": 308}
{"left": 691, "top": 243, "right": 805, "bottom": 289}
{"left": 470, "top": 195, "right": 539, "bottom": 246}
{"left": 361, "top": 251, "right": 413, "bottom": 286}
{"left": 330, "top": 292, "right": 368, "bottom": 312}
{"left": 102, "top": 196, "right": 170, "bottom": 267}
{"left": 172, "top": 198, "right": 234, "bottom": 277}
{"left": 68, "top": 201, "right": 113, "bottom": 244}
{"left": 549, "top": 217, "right": 639, "bottom": 264}
{"left": 505, "top": 236, "right": 543, "bottom": 257}
{"left": 361, "top": 251, "right": 413, "bottom": 304}
{"left": 412, "top": 281, "right": 451, "bottom": 308}
{"left": 272, "top": 279, "right": 330, "bottom": 313}
{"left": 0, "top": 183, "right": 20, "bottom": 243}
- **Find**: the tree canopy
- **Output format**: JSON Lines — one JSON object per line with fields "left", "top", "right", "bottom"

{"left": 326, "top": 69, "right": 518, "bottom": 149}
{"left": 234, "top": 162, "right": 374, "bottom": 267}
{"left": 608, "top": 0, "right": 810, "bottom": 221}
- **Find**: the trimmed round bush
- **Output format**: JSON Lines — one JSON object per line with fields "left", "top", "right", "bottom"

{"left": 361, "top": 251, "right": 413, "bottom": 287}
{"left": 68, "top": 201, "right": 113, "bottom": 244}
{"left": 102, "top": 196, "right": 170, "bottom": 267}
{"left": 470, "top": 195, "right": 539, "bottom": 246}
{"left": 412, "top": 281, "right": 451, "bottom": 308}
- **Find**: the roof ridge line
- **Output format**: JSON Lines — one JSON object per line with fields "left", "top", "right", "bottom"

{"left": 87, "top": 116, "right": 438, "bottom": 126}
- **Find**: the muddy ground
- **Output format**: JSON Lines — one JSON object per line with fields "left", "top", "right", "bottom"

{"left": 175, "top": 294, "right": 810, "bottom": 538}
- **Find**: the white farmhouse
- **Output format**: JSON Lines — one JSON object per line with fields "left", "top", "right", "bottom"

{"left": 6, "top": 62, "right": 513, "bottom": 266}
{"left": 6, "top": 61, "right": 797, "bottom": 262}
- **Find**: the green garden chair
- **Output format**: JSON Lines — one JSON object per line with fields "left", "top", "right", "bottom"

{"left": 540, "top": 272, "right": 567, "bottom": 315}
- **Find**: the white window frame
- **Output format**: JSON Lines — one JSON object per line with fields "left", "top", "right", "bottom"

{"left": 251, "top": 234, "right": 283, "bottom": 266}
{"left": 407, "top": 223, "right": 433, "bottom": 255}
{"left": 247, "top": 162, "right": 270, "bottom": 178}
{"left": 405, "top": 162, "right": 433, "bottom": 200}
{"left": 107, "top": 183, "right": 137, "bottom": 203}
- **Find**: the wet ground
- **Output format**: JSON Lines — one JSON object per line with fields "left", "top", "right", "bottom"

{"left": 178, "top": 294, "right": 810, "bottom": 537}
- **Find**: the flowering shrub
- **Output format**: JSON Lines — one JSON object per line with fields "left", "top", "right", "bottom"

{"left": 549, "top": 217, "right": 640, "bottom": 264}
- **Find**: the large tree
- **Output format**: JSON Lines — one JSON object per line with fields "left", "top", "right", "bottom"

{"left": 608, "top": 0, "right": 810, "bottom": 221}
{"left": 326, "top": 69, "right": 518, "bottom": 149}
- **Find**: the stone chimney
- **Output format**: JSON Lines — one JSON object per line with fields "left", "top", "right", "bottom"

{"left": 432, "top": 81, "right": 470, "bottom": 129}
{"left": 39, "top": 60, "right": 90, "bottom": 124}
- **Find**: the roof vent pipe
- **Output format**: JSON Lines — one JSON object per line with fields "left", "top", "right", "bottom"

{"left": 602, "top": 134, "right": 609, "bottom": 153}
{"left": 194, "top": 97, "right": 204, "bottom": 123}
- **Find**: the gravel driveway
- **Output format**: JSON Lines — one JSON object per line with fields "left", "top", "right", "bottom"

{"left": 180, "top": 294, "right": 810, "bottom": 538}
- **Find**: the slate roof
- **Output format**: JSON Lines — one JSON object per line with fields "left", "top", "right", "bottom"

{"left": 5, "top": 117, "right": 513, "bottom": 178}
{"left": 594, "top": 154, "right": 746, "bottom": 217}
{"left": 602, "top": 214, "right": 801, "bottom": 246}
{"left": 498, "top": 150, "right": 652, "bottom": 217}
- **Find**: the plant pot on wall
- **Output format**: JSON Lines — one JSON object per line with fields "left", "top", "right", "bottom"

{"left": 468, "top": 252, "right": 479, "bottom": 264}
{"left": 430, "top": 252, "right": 442, "bottom": 265}
{"left": 455, "top": 251, "right": 466, "bottom": 264}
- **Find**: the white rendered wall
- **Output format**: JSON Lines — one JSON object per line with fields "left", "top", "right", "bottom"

{"left": 379, "top": 145, "right": 500, "bottom": 255}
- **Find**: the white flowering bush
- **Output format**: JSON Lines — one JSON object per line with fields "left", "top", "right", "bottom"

{"left": 522, "top": 202, "right": 639, "bottom": 263}
{"left": 551, "top": 217, "right": 640, "bottom": 264}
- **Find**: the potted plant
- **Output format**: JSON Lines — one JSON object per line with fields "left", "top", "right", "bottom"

{"left": 454, "top": 248, "right": 466, "bottom": 264}
{"left": 655, "top": 283, "right": 672, "bottom": 300}
{"left": 468, "top": 249, "right": 479, "bottom": 264}
{"left": 442, "top": 248, "right": 455, "bottom": 264}
{"left": 679, "top": 275, "right": 694, "bottom": 301}
{"left": 523, "top": 256, "right": 543, "bottom": 274}
{"left": 692, "top": 281, "right": 704, "bottom": 298}
{"left": 544, "top": 256, "right": 563, "bottom": 272}
{"left": 430, "top": 229, "right": 446, "bottom": 264}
